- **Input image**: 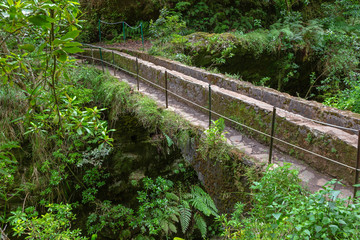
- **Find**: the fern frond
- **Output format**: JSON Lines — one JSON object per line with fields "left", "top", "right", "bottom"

{"left": 160, "top": 219, "right": 169, "bottom": 235}
{"left": 168, "top": 222, "right": 177, "bottom": 233}
{"left": 165, "top": 192, "right": 179, "bottom": 202}
{"left": 191, "top": 198, "right": 211, "bottom": 216}
{"left": 190, "top": 186, "right": 218, "bottom": 217}
{"left": 194, "top": 213, "right": 207, "bottom": 238}
{"left": 182, "top": 193, "right": 192, "bottom": 199}
{"left": 180, "top": 199, "right": 190, "bottom": 209}
{"left": 170, "top": 213, "right": 179, "bottom": 222}
{"left": 179, "top": 206, "right": 192, "bottom": 233}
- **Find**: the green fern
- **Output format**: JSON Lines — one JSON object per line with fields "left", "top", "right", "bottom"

{"left": 168, "top": 222, "right": 177, "bottom": 234}
{"left": 189, "top": 186, "right": 218, "bottom": 217}
{"left": 194, "top": 212, "right": 207, "bottom": 238}
{"left": 179, "top": 205, "right": 192, "bottom": 233}
{"left": 165, "top": 192, "right": 179, "bottom": 202}
{"left": 160, "top": 219, "right": 169, "bottom": 235}
{"left": 170, "top": 213, "right": 179, "bottom": 223}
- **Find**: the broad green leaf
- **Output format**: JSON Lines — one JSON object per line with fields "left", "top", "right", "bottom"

{"left": 330, "top": 190, "right": 341, "bottom": 200}
{"left": 53, "top": 39, "right": 65, "bottom": 46}
{"left": 54, "top": 49, "right": 67, "bottom": 62}
{"left": 329, "top": 225, "right": 339, "bottom": 234}
{"left": 28, "top": 15, "right": 51, "bottom": 28}
{"left": 338, "top": 219, "right": 346, "bottom": 225}
{"left": 19, "top": 44, "right": 35, "bottom": 52}
{"left": 62, "top": 46, "right": 83, "bottom": 54}
{"left": 64, "top": 42, "right": 82, "bottom": 47}
{"left": 315, "top": 225, "right": 322, "bottom": 233}
{"left": 61, "top": 30, "right": 80, "bottom": 41}
{"left": 272, "top": 213, "right": 282, "bottom": 220}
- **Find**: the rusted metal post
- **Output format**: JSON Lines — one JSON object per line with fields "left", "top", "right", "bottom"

{"left": 209, "top": 84, "right": 212, "bottom": 128}
{"left": 99, "top": 48, "right": 104, "bottom": 72}
{"left": 136, "top": 57, "right": 139, "bottom": 91}
{"left": 112, "top": 51, "right": 116, "bottom": 76}
{"left": 269, "top": 107, "right": 276, "bottom": 164}
{"left": 165, "top": 71, "right": 168, "bottom": 108}
{"left": 354, "top": 130, "right": 360, "bottom": 198}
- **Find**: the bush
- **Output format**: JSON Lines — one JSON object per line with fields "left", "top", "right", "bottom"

{"left": 218, "top": 163, "right": 360, "bottom": 239}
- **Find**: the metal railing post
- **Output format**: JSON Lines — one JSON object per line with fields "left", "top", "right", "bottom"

{"left": 99, "top": 48, "right": 104, "bottom": 72}
{"left": 165, "top": 71, "right": 168, "bottom": 108}
{"left": 269, "top": 107, "right": 277, "bottom": 164}
{"left": 209, "top": 84, "right": 212, "bottom": 128}
{"left": 136, "top": 57, "right": 139, "bottom": 91}
{"left": 112, "top": 51, "right": 116, "bottom": 76}
{"left": 354, "top": 130, "right": 360, "bottom": 198}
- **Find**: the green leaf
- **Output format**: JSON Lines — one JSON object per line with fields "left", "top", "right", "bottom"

{"left": 61, "top": 30, "right": 80, "bottom": 41}
{"left": 19, "top": 44, "right": 35, "bottom": 52}
{"left": 315, "top": 225, "right": 322, "bottom": 233}
{"left": 329, "top": 225, "right": 339, "bottom": 235}
{"left": 64, "top": 42, "right": 82, "bottom": 47}
{"left": 28, "top": 15, "right": 51, "bottom": 28}
{"left": 330, "top": 190, "right": 341, "bottom": 200}
{"left": 62, "top": 46, "right": 83, "bottom": 54}
{"left": 303, "top": 229, "right": 311, "bottom": 236}
{"left": 338, "top": 219, "right": 346, "bottom": 225}
{"left": 272, "top": 213, "right": 282, "bottom": 220}
{"left": 54, "top": 50, "right": 67, "bottom": 62}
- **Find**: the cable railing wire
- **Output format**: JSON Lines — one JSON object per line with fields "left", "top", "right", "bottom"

{"left": 82, "top": 44, "right": 358, "bottom": 134}
{"left": 276, "top": 108, "right": 358, "bottom": 133}
{"left": 99, "top": 20, "right": 141, "bottom": 29}
{"left": 99, "top": 20, "right": 125, "bottom": 25}
{"left": 74, "top": 52, "right": 360, "bottom": 173}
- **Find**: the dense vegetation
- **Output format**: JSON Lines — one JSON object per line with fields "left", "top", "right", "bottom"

{"left": 146, "top": 0, "right": 360, "bottom": 112}
{"left": 83, "top": 0, "right": 360, "bottom": 113}
{"left": 1, "top": 0, "right": 360, "bottom": 239}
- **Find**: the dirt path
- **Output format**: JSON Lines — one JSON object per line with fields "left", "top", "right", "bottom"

{"left": 89, "top": 61, "right": 354, "bottom": 199}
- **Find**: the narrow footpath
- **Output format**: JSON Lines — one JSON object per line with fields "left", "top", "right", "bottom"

{"left": 89, "top": 60, "right": 354, "bottom": 198}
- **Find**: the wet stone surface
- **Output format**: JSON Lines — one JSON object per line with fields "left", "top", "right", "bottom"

{"left": 92, "top": 62, "right": 354, "bottom": 199}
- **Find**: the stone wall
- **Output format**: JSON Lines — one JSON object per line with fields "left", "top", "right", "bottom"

{"left": 120, "top": 49, "right": 360, "bottom": 131}
{"left": 82, "top": 48, "right": 358, "bottom": 185}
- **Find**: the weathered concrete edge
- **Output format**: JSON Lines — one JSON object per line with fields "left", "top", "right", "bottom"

{"left": 83, "top": 49, "right": 357, "bottom": 185}
{"left": 119, "top": 48, "right": 360, "bottom": 131}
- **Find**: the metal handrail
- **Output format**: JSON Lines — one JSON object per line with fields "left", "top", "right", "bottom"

{"left": 73, "top": 49, "right": 360, "bottom": 197}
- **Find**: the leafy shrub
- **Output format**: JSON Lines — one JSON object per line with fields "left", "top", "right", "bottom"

{"left": 198, "top": 118, "right": 231, "bottom": 163}
{"left": 9, "top": 204, "right": 87, "bottom": 240}
{"left": 218, "top": 163, "right": 360, "bottom": 239}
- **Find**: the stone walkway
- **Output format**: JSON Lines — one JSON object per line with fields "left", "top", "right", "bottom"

{"left": 91, "top": 62, "right": 354, "bottom": 199}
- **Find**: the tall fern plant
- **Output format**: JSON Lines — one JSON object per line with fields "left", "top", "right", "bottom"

{"left": 179, "top": 186, "right": 219, "bottom": 238}
{"left": 131, "top": 177, "right": 218, "bottom": 239}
